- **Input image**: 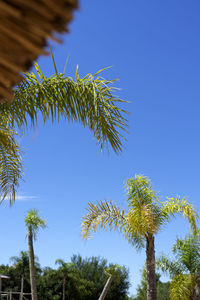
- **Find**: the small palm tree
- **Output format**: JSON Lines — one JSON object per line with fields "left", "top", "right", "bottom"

{"left": 0, "top": 59, "right": 128, "bottom": 203}
{"left": 10, "top": 251, "right": 30, "bottom": 300}
{"left": 25, "top": 209, "right": 46, "bottom": 300}
{"left": 157, "top": 230, "right": 200, "bottom": 299}
{"left": 81, "top": 175, "right": 198, "bottom": 300}
{"left": 55, "top": 259, "right": 75, "bottom": 300}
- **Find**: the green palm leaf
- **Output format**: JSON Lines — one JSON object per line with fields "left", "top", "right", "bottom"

{"left": 1, "top": 64, "right": 128, "bottom": 153}
{"left": 0, "top": 123, "right": 22, "bottom": 204}
{"left": 0, "top": 59, "right": 128, "bottom": 202}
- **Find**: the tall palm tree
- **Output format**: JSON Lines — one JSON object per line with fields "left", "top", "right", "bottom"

{"left": 25, "top": 209, "right": 46, "bottom": 300}
{"left": 0, "top": 60, "right": 128, "bottom": 204}
{"left": 81, "top": 175, "right": 198, "bottom": 300}
{"left": 157, "top": 230, "right": 200, "bottom": 299}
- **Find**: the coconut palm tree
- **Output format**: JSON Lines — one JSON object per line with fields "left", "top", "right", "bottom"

{"left": 25, "top": 209, "right": 46, "bottom": 300}
{"left": 157, "top": 230, "right": 200, "bottom": 299}
{"left": 0, "top": 59, "right": 128, "bottom": 204}
{"left": 81, "top": 175, "right": 198, "bottom": 300}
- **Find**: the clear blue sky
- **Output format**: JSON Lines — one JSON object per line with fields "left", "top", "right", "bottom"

{"left": 1, "top": 0, "right": 200, "bottom": 296}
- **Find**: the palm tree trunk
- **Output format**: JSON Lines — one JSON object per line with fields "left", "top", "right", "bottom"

{"left": 28, "top": 231, "right": 38, "bottom": 300}
{"left": 62, "top": 275, "right": 66, "bottom": 300}
{"left": 20, "top": 273, "right": 24, "bottom": 300}
{"left": 191, "top": 286, "right": 200, "bottom": 300}
{"left": 146, "top": 234, "right": 157, "bottom": 300}
{"left": 98, "top": 275, "right": 113, "bottom": 300}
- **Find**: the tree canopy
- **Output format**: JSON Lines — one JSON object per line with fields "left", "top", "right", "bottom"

{"left": 0, "top": 253, "right": 130, "bottom": 300}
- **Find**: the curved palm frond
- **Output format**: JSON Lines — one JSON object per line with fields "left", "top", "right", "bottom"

{"left": 81, "top": 200, "right": 127, "bottom": 238}
{"left": 0, "top": 123, "right": 22, "bottom": 204}
{"left": 161, "top": 196, "right": 199, "bottom": 234}
{"left": 173, "top": 231, "right": 200, "bottom": 275}
{"left": 0, "top": 63, "right": 128, "bottom": 153}
{"left": 81, "top": 200, "right": 144, "bottom": 249}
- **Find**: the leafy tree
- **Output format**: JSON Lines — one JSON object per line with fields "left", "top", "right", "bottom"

{"left": 0, "top": 61, "right": 128, "bottom": 203}
{"left": 38, "top": 267, "right": 62, "bottom": 300}
{"left": 38, "top": 255, "right": 130, "bottom": 300}
{"left": 99, "top": 264, "right": 124, "bottom": 300}
{"left": 70, "top": 255, "right": 130, "bottom": 300}
{"left": 81, "top": 174, "right": 198, "bottom": 300}
{"left": 25, "top": 209, "right": 46, "bottom": 300}
{"left": 157, "top": 230, "right": 200, "bottom": 299}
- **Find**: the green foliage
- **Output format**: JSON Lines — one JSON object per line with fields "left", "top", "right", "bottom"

{"left": 0, "top": 251, "right": 41, "bottom": 299}
{"left": 25, "top": 209, "right": 46, "bottom": 240}
{"left": 0, "top": 253, "right": 130, "bottom": 299}
{"left": 0, "top": 58, "right": 128, "bottom": 202}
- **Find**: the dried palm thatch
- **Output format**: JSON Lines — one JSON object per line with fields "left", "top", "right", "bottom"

{"left": 0, "top": 0, "right": 78, "bottom": 103}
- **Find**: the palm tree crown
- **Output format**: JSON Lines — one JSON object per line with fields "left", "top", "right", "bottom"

{"left": 25, "top": 209, "right": 46, "bottom": 240}
{"left": 82, "top": 175, "right": 198, "bottom": 247}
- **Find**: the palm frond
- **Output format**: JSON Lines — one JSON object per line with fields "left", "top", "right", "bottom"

{"left": 0, "top": 64, "right": 128, "bottom": 153}
{"left": 161, "top": 196, "right": 199, "bottom": 234}
{"left": 173, "top": 231, "right": 200, "bottom": 274}
{"left": 170, "top": 274, "right": 192, "bottom": 300}
{"left": 81, "top": 200, "right": 127, "bottom": 239}
{"left": 126, "top": 175, "right": 158, "bottom": 207}
{"left": 0, "top": 124, "right": 22, "bottom": 204}
{"left": 81, "top": 200, "right": 144, "bottom": 249}
{"left": 156, "top": 255, "right": 184, "bottom": 278}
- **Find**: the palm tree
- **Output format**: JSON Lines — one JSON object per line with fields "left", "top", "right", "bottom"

{"left": 10, "top": 251, "right": 41, "bottom": 300}
{"left": 55, "top": 259, "right": 74, "bottom": 300}
{"left": 157, "top": 230, "right": 200, "bottom": 299}
{"left": 25, "top": 209, "right": 46, "bottom": 300}
{"left": 81, "top": 175, "right": 198, "bottom": 300}
{"left": 10, "top": 251, "right": 30, "bottom": 300}
{"left": 0, "top": 59, "right": 128, "bottom": 204}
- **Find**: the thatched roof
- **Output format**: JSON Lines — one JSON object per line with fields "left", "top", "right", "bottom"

{"left": 0, "top": 0, "right": 78, "bottom": 103}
